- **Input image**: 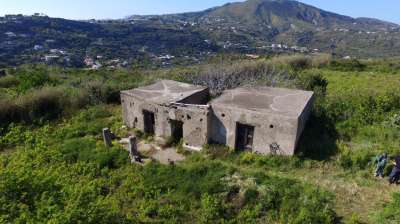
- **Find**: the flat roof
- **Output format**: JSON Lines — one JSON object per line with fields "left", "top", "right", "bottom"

{"left": 121, "top": 80, "right": 208, "bottom": 105}
{"left": 211, "top": 87, "right": 314, "bottom": 118}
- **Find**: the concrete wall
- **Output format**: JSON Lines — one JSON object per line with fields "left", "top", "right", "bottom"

{"left": 121, "top": 87, "right": 313, "bottom": 155}
{"left": 121, "top": 93, "right": 159, "bottom": 131}
{"left": 121, "top": 92, "right": 210, "bottom": 149}
{"left": 164, "top": 104, "right": 210, "bottom": 150}
{"left": 210, "top": 105, "right": 300, "bottom": 155}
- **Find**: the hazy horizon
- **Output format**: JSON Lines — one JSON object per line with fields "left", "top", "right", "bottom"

{"left": 0, "top": 0, "right": 399, "bottom": 24}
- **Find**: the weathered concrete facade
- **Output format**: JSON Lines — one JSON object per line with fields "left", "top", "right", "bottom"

{"left": 121, "top": 80, "right": 314, "bottom": 155}
{"left": 121, "top": 80, "right": 210, "bottom": 150}
{"left": 210, "top": 87, "right": 314, "bottom": 155}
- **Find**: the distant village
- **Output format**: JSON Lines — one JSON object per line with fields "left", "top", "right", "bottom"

{"left": 1, "top": 13, "right": 399, "bottom": 68}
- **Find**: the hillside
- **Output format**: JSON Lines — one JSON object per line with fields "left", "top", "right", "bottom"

{"left": 164, "top": 0, "right": 400, "bottom": 57}
{"left": 0, "top": 15, "right": 217, "bottom": 68}
{"left": 1, "top": 0, "right": 400, "bottom": 68}
{"left": 2, "top": 56, "right": 400, "bottom": 223}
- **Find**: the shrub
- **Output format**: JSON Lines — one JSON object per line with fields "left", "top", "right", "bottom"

{"left": 83, "top": 81, "right": 121, "bottom": 104}
{"left": 269, "top": 55, "right": 313, "bottom": 71}
{"left": 0, "top": 99, "right": 20, "bottom": 128}
{"left": 346, "top": 214, "right": 364, "bottom": 224}
{"left": 374, "top": 192, "right": 400, "bottom": 223}
{"left": 199, "top": 193, "right": 222, "bottom": 223}
{"left": 336, "top": 143, "right": 375, "bottom": 170}
{"left": 203, "top": 144, "right": 232, "bottom": 159}
{"left": 185, "top": 60, "right": 295, "bottom": 96}
{"left": 330, "top": 59, "right": 366, "bottom": 72}
{"left": 239, "top": 152, "right": 258, "bottom": 164}
{"left": 16, "top": 69, "right": 55, "bottom": 93}
{"left": 18, "top": 87, "right": 64, "bottom": 122}
{"left": 61, "top": 138, "right": 128, "bottom": 169}
{"left": 287, "top": 55, "right": 313, "bottom": 71}
{"left": 223, "top": 173, "right": 336, "bottom": 223}
{"left": 296, "top": 71, "right": 328, "bottom": 96}
{"left": 338, "top": 151, "right": 354, "bottom": 169}
{"left": 239, "top": 153, "right": 302, "bottom": 170}
{"left": 0, "top": 86, "right": 112, "bottom": 127}
{"left": 255, "top": 155, "right": 302, "bottom": 170}
{"left": 311, "top": 54, "right": 332, "bottom": 68}
{"left": 0, "top": 87, "right": 67, "bottom": 126}
{"left": 54, "top": 106, "right": 113, "bottom": 139}
{"left": 0, "top": 76, "right": 19, "bottom": 88}
{"left": 0, "top": 124, "right": 27, "bottom": 148}
{"left": 67, "top": 88, "right": 90, "bottom": 111}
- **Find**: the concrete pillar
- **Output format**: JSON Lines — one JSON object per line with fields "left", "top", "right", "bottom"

{"left": 102, "top": 128, "right": 113, "bottom": 147}
{"left": 128, "top": 136, "right": 138, "bottom": 156}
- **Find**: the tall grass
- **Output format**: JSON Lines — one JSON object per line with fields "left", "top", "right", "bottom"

{"left": 268, "top": 54, "right": 331, "bottom": 70}
{"left": 0, "top": 87, "right": 94, "bottom": 127}
{"left": 0, "top": 88, "right": 64, "bottom": 126}
{"left": 0, "top": 66, "right": 153, "bottom": 127}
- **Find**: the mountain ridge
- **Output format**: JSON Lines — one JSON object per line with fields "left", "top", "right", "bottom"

{"left": 1, "top": 0, "right": 400, "bottom": 68}
{"left": 127, "top": 0, "right": 398, "bottom": 27}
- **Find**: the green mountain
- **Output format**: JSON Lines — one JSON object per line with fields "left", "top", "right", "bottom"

{"left": 168, "top": 0, "right": 400, "bottom": 56}
{"left": 1, "top": 0, "right": 400, "bottom": 67}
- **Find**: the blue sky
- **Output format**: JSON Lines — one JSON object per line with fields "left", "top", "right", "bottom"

{"left": 0, "top": 0, "right": 399, "bottom": 24}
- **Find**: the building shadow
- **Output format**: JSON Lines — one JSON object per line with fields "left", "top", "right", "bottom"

{"left": 295, "top": 111, "right": 339, "bottom": 161}
{"left": 209, "top": 112, "right": 227, "bottom": 145}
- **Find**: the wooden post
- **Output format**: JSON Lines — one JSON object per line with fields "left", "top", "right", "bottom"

{"left": 102, "top": 128, "right": 112, "bottom": 147}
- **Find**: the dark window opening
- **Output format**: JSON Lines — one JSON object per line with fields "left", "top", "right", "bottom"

{"left": 143, "top": 110, "right": 155, "bottom": 135}
{"left": 270, "top": 125, "right": 274, "bottom": 129}
{"left": 187, "top": 115, "right": 191, "bottom": 120}
{"left": 170, "top": 120, "right": 183, "bottom": 144}
{"left": 222, "top": 113, "right": 226, "bottom": 117}
{"left": 235, "top": 123, "right": 255, "bottom": 152}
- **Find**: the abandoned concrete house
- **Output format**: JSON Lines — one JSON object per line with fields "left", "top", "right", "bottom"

{"left": 120, "top": 80, "right": 314, "bottom": 156}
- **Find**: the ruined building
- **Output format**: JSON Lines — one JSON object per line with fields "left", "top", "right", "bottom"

{"left": 121, "top": 80, "right": 314, "bottom": 155}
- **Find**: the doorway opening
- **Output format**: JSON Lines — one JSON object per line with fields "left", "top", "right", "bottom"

{"left": 143, "top": 110, "right": 155, "bottom": 135}
{"left": 170, "top": 120, "right": 183, "bottom": 144}
{"left": 235, "top": 123, "right": 255, "bottom": 151}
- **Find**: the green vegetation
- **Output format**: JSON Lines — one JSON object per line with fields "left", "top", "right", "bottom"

{"left": 0, "top": 106, "right": 335, "bottom": 223}
{"left": 1, "top": 55, "right": 400, "bottom": 223}
{"left": 374, "top": 192, "right": 400, "bottom": 223}
{"left": 0, "top": 65, "right": 157, "bottom": 128}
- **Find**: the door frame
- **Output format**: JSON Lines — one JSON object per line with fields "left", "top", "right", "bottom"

{"left": 235, "top": 122, "right": 255, "bottom": 151}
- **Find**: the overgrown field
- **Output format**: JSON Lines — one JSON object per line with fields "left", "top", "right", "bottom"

{"left": 1, "top": 55, "right": 400, "bottom": 223}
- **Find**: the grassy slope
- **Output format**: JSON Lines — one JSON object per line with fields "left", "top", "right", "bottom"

{"left": 324, "top": 70, "right": 400, "bottom": 95}
{"left": 0, "top": 107, "right": 394, "bottom": 223}
{"left": 310, "top": 68, "right": 400, "bottom": 222}
{"left": 2, "top": 58, "right": 400, "bottom": 223}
